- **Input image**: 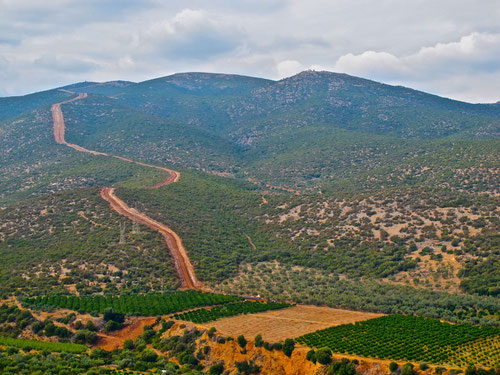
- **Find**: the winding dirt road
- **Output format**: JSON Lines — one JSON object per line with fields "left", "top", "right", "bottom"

{"left": 99, "top": 187, "right": 199, "bottom": 289}
{"left": 51, "top": 92, "right": 199, "bottom": 289}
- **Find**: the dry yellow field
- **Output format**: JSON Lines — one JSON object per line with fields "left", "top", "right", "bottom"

{"left": 207, "top": 305, "right": 383, "bottom": 342}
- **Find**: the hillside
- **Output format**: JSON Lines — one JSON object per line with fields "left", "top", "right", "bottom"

{"left": 2, "top": 71, "right": 499, "bottom": 200}
{"left": 57, "top": 71, "right": 500, "bottom": 192}
{"left": 0, "top": 70, "right": 499, "bottom": 374}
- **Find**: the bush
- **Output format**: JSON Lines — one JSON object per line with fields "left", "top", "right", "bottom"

{"left": 306, "top": 349, "right": 317, "bottom": 363}
{"left": 73, "top": 329, "right": 97, "bottom": 345}
{"left": 104, "top": 320, "right": 122, "bottom": 332}
{"left": 209, "top": 362, "right": 224, "bottom": 375}
{"left": 329, "top": 358, "right": 358, "bottom": 375}
{"left": 283, "top": 339, "right": 295, "bottom": 357}
{"left": 140, "top": 348, "right": 158, "bottom": 362}
{"left": 390, "top": 362, "right": 399, "bottom": 372}
{"left": 55, "top": 326, "right": 70, "bottom": 338}
{"left": 401, "top": 363, "right": 414, "bottom": 375}
{"left": 254, "top": 334, "right": 264, "bottom": 347}
{"left": 236, "top": 360, "right": 261, "bottom": 375}
{"left": 31, "top": 321, "right": 44, "bottom": 334}
{"left": 103, "top": 308, "right": 125, "bottom": 324}
{"left": 271, "top": 342, "right": 282, "bottom": 351}
{"left": 316, "top": 347, "right": 332, "bottom": 365}
{"left": 465, "top": 365, "right": 477, "bottom": 375}
{"left": 208, "top": 327, "right": 216, "bottom": 338}
{"left": 85, "top": 320, "right": 97, "bottom": 331}
{"left": 237, "top": 335, "right": 247, "bottom": 348}
{"left": 420, "top": 363, "right": 429, "bottom": 371}
{"left": 123, "top": 339, "right": 135, "bottom": 350}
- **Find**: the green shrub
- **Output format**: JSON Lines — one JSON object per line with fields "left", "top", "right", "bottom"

{"left": 255, "top": 334, "right": 264, "bottom": 347}
{"left": 389, "top": 362, "right": 399, "bottom": 372}
{"left": 209, "top": 362, "right": 224, "bottom": 375}
{"left": 283, "top": 338, "right": 295, "bottom": 357}
{"left": 306, "top": 349, "right": 317, "bottom": 363}
{"left": 237, "top": 335, "right": 247, "bottom": 348}
{"left": 401, "top": 363, "right": 414, "bottom": 375}
{"left": 316, "top": 347, "right": 332, "bottom": 365}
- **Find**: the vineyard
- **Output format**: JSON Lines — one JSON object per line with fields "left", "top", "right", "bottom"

{"left": 0, "top": 337, "right": 88, "bottom": 353}
{"left": 296, "top": 315, "right": 500, "bottom": 368}
{"left": 173, "top": 301, "right": 292, "bottom": 323}
{"left": 24, "top": 291, "right": 242, "bottom": 316}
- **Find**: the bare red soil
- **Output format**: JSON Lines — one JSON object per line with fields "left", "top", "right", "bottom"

{"left": 50, "top": 93, "right": 199, "bottom": 289}
{"left": 97, "top": 317, "right": 157, "bottom": 351}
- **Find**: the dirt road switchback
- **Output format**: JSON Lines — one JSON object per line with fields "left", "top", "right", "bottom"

{"left": 50, "top": 92, "right": 200, "bottom": 289}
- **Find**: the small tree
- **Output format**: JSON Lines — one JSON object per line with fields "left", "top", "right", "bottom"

{"left": 420, "top": 363, "right": 429, "bottom": 371}
{"left": 237, "top": 335, "right": 247, "bottom": 348}
{"left": 306, "top": 349, "right": 317, "bottom": 363}
{"left": 208, "top": 327, "right": 216, "bottom": 338}
{"left": 236, "top": 360, "right": 260, "bottom": 375}
{"left": 316, "top": 347, "right": 332, "bottom": 365}
{"left": 85, "top": 320, "right": 97, "bottom": 331}
{"left": 283, "top": 339, "right": 295, "bottom": 357}
{"left": 209, "top": 362, "right": 224, "bottom": 375}
{"left": 401, "top": 363, "right": 414, "bottom": 375}
{"left": 123, "top": 339, "right": 135, "bottom": 350}
{"left": 389, "top": 362, "right": 399, "bottom": 372}
{"left": 140, "top": 348, "right": 158, "bottom": 362}
{"left": 103, "top": 308, "right": 124, "bottom": 324}
{"left": 254, "top": 334, "right": 264, "bottom": 347}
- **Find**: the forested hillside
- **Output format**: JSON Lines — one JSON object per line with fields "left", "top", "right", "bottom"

{"left": 0, "top": 70, "right": 498, "bottom": 322}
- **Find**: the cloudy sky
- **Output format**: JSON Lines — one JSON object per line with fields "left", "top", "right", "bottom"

{"left": 1, "top": 0, "right": 499, "bottom": 103}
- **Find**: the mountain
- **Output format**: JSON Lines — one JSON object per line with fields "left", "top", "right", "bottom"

{"left": 0, "top": 71, "right": 499, "bottom": 307}
{"left": 1, "top": 70, "right": 499, "bottom": 199}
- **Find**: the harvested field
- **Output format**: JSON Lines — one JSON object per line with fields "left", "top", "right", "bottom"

{"left": 208, "top": 305, "right": 383, "bottom": 342}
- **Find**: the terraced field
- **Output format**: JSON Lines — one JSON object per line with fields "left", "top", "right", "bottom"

{"left": 24, "top": 291, "right": 242, "bottom": 316}
{"left": 173, "top": 301, "right": 293, "bottom": 323}
{"left": 296, "top": 315, "right": 500, "bottom": 367}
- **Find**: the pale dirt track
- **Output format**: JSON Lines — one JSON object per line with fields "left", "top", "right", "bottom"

{"left": 50, "top": 93, "right": 198, "bottom": 289}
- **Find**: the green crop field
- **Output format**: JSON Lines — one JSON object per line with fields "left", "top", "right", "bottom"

{"left": 24, "top": 291, "right": 242, "bottom": 316}
{"left": 296, "top": 315, "right": 500, "bottom": 368}
{"left": 173, "top": 301, "right": 292, "bottom": 323}
{"left": 0, "top": 336, "right": 88, "bottom": 354}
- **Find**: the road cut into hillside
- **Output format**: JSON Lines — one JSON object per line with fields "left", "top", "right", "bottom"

{"left": 100, "top": 187, "right": 200, "bottom": 289}
{"left": 51, "top": 92, "right": 199, "bottom": 289}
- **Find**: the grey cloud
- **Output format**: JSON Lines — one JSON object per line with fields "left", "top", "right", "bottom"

{"left": 144, "top": 9, "right": 243, "bottom": 60}
{"left": 0, "top": 0, "right": 499, "bottom": 102}
{"left": 34, "top": 55, "right": 99, "bottom": 73}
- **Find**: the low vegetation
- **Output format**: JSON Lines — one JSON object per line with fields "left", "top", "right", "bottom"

{"left": 24, "top": 291, "right": 242, "bottom": 316}
{"left": 0, "top": 336, "right": 87, "bottom": 354}
{"left": 217, "top": 262, "right": 500, "bottom": 326}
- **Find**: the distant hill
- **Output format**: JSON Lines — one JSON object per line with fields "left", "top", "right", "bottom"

{"left": 1, "top": 70, "right": 499, "bottom": 198}
{"left": 0, "top": 70, "right": 499, "bottom": 303}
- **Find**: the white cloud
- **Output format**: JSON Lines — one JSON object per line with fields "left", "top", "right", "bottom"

{"left": 276, "top": 60, "right": 304, "bottom": 78}
{"left": 330, "top": 32, "right": 500, "bottom": 102}
{"left": 335, "top": 51, "right": 406, "bottom": 78}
